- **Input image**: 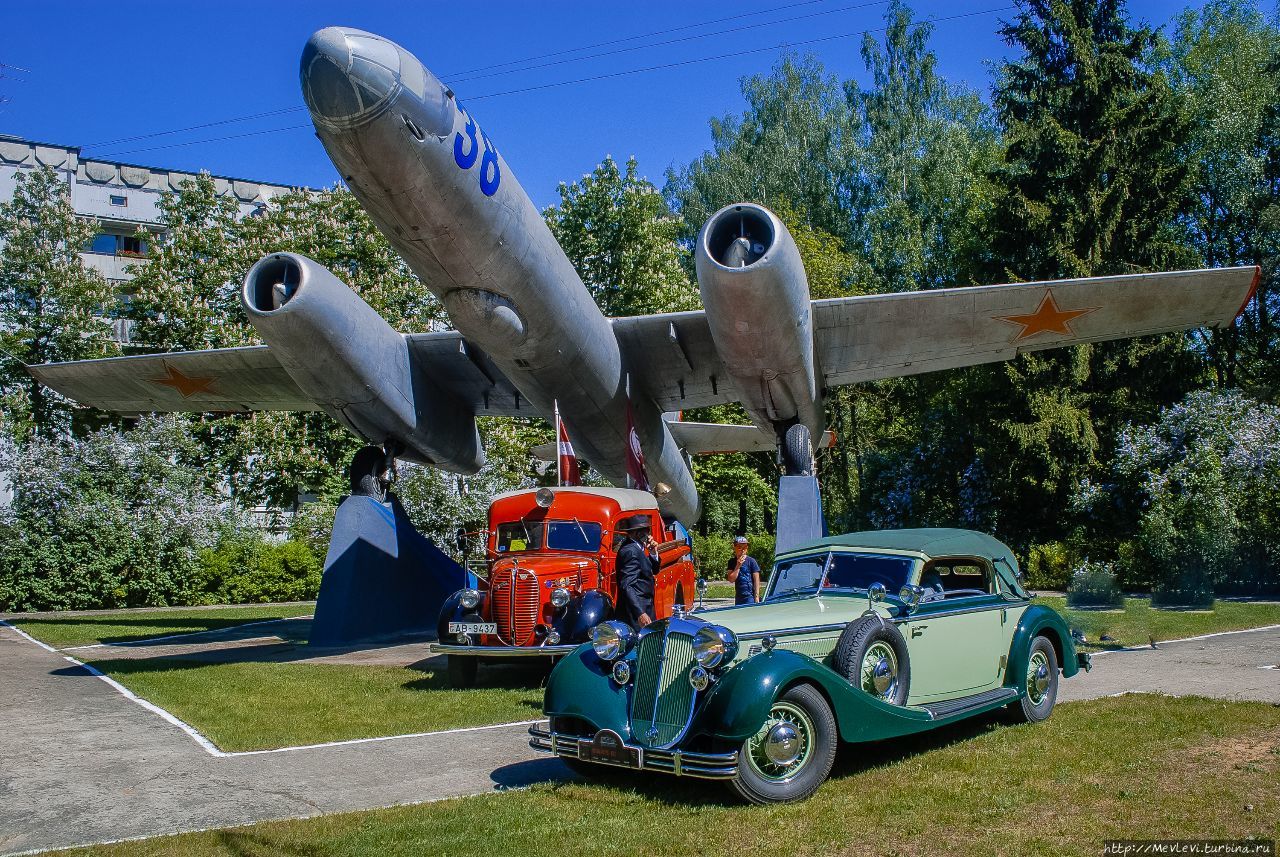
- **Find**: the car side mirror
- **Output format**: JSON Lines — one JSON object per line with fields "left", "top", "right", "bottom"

{"left": 898, "top": 584, "right": 924, "bottom": 614}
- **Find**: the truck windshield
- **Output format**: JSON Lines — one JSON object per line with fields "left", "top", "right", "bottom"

{"left": 494, "top": 521, "right": 543, "bottom": 553}
{"left": 546, "top": 520, "right": 602, "bottom": 552}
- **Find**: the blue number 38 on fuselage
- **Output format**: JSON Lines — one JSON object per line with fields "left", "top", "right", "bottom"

{"left": 530, "top": 528, "right": 1090, "bottom": 803}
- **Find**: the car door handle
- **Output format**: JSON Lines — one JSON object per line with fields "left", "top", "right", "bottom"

{"left": 911, "top": 625, "right": 927, "bottom": 637}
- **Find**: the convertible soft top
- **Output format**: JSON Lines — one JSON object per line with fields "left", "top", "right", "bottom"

{"left": 781, "top": 528, "right": 1019, "bottom": 572}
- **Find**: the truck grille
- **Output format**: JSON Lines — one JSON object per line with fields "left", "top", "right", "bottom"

{"left": 490, "top": 566, "right": 539, "bottom": 645}
{"left": 630, "top": 628, "right": 697, "bottom": 748}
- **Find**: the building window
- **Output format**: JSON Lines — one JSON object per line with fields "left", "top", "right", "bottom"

{"left": 88, "top": 233, "right": 118, "bottom": 255}
{"left": 109, "top": 194, "right": 127, "bottom": 207}
{"left": 119, "top": 235, "right": 147, "bottom": 257}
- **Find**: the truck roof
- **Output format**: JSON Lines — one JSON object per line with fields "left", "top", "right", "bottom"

{"left": 489, "top": 486, "right": 659, "bottom": 512}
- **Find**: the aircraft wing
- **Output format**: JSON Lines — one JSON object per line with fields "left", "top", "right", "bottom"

{"left": 614, "top": 266, "right": 1259, "bottom": 410}
{"left": 29, "top": 332, "right": 527, "bottom": 416}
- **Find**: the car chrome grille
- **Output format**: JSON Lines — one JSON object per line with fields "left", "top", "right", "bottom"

{"left": 491, "top": 566, "right": 539, "bottom": 645}
{"left": 630, "top": 628, "right": 696, "bottom": 748}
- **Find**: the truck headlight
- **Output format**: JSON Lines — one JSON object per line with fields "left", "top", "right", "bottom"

{"left": 692, "top": 624, "right": 738, "bottom": 670}
{"left": 591, "top": 620, "right": 636, "bottom": 661}
{"left": 549, "top": 587, "right": 571, "bottom": 609}
{"left": 459, "top": 588, "right": 482, "bottom": 610}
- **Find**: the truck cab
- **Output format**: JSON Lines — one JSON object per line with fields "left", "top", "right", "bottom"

{"left": 435, "top": 486, "right": 696, "bottom": 686}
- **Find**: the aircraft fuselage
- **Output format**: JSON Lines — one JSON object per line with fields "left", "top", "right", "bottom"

{"left": 300, "top": 28, "right": 699, "bottom": 522}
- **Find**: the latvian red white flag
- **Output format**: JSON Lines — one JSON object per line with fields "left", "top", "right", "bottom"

{"left": 557, "top": 416, "right": 581, "bottom": 486}
{"left": 624, "top": 388, "right": 650, "bottom": 492}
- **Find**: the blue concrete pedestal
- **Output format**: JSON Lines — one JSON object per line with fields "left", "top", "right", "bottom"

{"left": 775, "top": 475, "right": 827, "bottom": 555}
{"left": 309, "top": 493, "right": 474, "bottom": 646}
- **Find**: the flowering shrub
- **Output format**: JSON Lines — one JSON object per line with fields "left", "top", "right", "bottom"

{"left": 1066, "top": 560, "right": 1124, "bottom": 608}
{"left": 1074, "top": 390, "right": 1280, "bottom": 597}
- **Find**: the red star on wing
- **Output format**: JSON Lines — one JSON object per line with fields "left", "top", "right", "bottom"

{"left": 148, "top": 364, "right": 217, "bottom": 398}
{"left": 996, "top": 290, "right": 1098, "bottom": 341}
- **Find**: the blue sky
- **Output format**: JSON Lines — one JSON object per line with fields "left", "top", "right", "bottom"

{"left": 2, "top": 1, "right": 1200, "bottom": 210}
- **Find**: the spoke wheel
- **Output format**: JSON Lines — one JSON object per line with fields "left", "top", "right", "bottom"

{"left": 1026, "top": 650, "right": 1050, "bottom": 705}
{"left": 745, "top": 701, "right": 815, "bottom": 783}
{"left": 1008, "top": 635, "right": 1059, "bottom": 724}
{"left": 727, "top": 683, "right": 837, "bottom": 804}
{"left": 859, "top": 641, "right": 899, "bottom": 701}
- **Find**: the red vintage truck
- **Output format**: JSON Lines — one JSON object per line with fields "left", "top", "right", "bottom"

{"left": 435, "top": 485, "right": 696, "bottom": 686}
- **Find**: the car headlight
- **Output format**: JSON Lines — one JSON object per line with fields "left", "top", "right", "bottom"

{"left": 590, "top": 620, "right": 636, "bottom": 661}
{"left": 549, "top": 587, "right": 571, "bottom": 609}
{"left": 692, "top": 624, "right": 738, "bottom": 670}
{"left": 459, "top": 588, "right": 482, "bottom": 610}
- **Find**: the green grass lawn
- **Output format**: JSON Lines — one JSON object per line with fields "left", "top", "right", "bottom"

{"left": 88, "top": 658, "right": 545, "bottom": 752}
{"left": 6, "top": 604, "right": 314, "bottom": 649}
{"left": 703, "top": 581, "right": 735, "bottom": 600}
{"left": 1039, "top": 595, "right": 1280, "bottom": 648}
{"left": 52, "top": 694, "right": 1280, "bottom": 857}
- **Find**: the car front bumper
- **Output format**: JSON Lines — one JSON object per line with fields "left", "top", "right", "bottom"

{"left": 433, "top": 643, "right": 580, "bottom": 658}
{"left": 529, "top": 723, "right": 739, "bottom": 780}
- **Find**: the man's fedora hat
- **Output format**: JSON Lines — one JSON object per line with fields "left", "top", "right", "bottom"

{"left": 618, "top": 514, "right": 651, "bottom": 532}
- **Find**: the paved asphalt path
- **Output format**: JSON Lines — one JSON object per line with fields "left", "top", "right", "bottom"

{"left": 1, "top": 622, "right": 1277, "bottom": 855}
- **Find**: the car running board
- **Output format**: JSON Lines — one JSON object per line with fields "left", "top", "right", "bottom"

{"left": 921, "top": 687, "right": 1019, "bottom": 720}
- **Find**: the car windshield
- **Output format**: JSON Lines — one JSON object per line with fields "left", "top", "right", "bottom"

{"left": 546, "top": 520, "right": 602, "bottom": 552}
{"left": 494, "top": 521, "right": 543, "bottom": 553}
{"left": 767, "top": 554, "right": 829, "bottom": 598}
{"left": 824, "top": 552, "right": 914, "bottom": 593}
{"left": 767, "top": 551, "right": 916, "bottom": 598}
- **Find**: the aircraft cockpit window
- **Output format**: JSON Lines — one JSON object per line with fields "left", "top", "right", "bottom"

{"left": 495, "top": 522, "right": 543, "bottom": 553}
{"left": 546, "top": 520, "right": 602, "bottom": 552}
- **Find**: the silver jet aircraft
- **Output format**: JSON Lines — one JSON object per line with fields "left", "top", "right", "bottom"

{"left": 31, "top": 28, "right": 1259, "bottom": 525}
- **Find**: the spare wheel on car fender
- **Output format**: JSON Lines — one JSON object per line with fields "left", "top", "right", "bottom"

{"left": 832, "top": 614, "right": 910, "bottom": 705}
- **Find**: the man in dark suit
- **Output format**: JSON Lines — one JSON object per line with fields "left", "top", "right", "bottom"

{"left": 615, "top": 514, "right": 659, "bottom": 629}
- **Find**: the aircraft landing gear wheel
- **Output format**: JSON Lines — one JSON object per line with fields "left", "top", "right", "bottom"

{"left": 447, "top": 655, "right": 478, "bottom": 688}
{"left": 727, "top": 683, "right": 837, "bottom": 804}
{"left": 1008, "top": 635, "right": 1058, "bottom": 723}
{"left": 349, "top": 445, "right": 389, "bottom": 500}
{"left": 782, "top": 424, "right": 814, "bottom": 476}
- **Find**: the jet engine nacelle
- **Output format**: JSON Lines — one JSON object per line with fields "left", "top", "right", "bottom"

{"left": 242, "top": 252, "right": 483, "bottom": 472}
{"left": 694, "top": 203, "right": 823, "bottom": 437}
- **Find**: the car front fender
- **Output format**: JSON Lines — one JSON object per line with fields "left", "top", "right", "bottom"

{"left": 692, "top": 649, "right": 936, "bottom": 745}
{"left": 1005, "top": 603, "right": 1082, "bottom": 692}
{"left": 542, "top": 643, "right": 632, "bottom": 737}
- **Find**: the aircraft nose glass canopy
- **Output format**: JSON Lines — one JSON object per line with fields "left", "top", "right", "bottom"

{"left": 301, "top": 27, "right": 402, "bottom": 126}
{"left": 705, "top": 205, "right": 775, "bottom": 268}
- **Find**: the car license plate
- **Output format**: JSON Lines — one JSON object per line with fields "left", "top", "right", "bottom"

{"left": 579, "top": 729, "right": 640, "bottom": 768}
{"left": 447, "top": 622, "right": 497, "bottom": 635}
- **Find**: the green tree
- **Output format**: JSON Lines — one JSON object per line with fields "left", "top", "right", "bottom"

{"left": 0, "top": 166, "right": 118, "bottom": 438}
{"left": 545, "top": 155, "right": 697, "bottom": 316}
{"left": 853, "top": 1, "right": 1000, "bottom": 294}
{"left": 1165, "top": 0, "right": 1280, "bottom": 392}
{"left": 665, "top": 55, "right": 862, "bottom": 240}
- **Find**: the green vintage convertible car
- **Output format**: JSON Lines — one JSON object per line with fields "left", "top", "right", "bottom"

{"left": 529, "top": 528, "right": 1090, "bottom": 803}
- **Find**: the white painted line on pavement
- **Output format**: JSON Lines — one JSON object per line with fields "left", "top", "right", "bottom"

{"left": 60, "top": 615, "right": 312, "bottom": 650}
{"left": 1086, "top": 622, "right": 1280, "bottom": 656}
{"left": 0, "top": 619, "right": 543, "bottom": 759}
